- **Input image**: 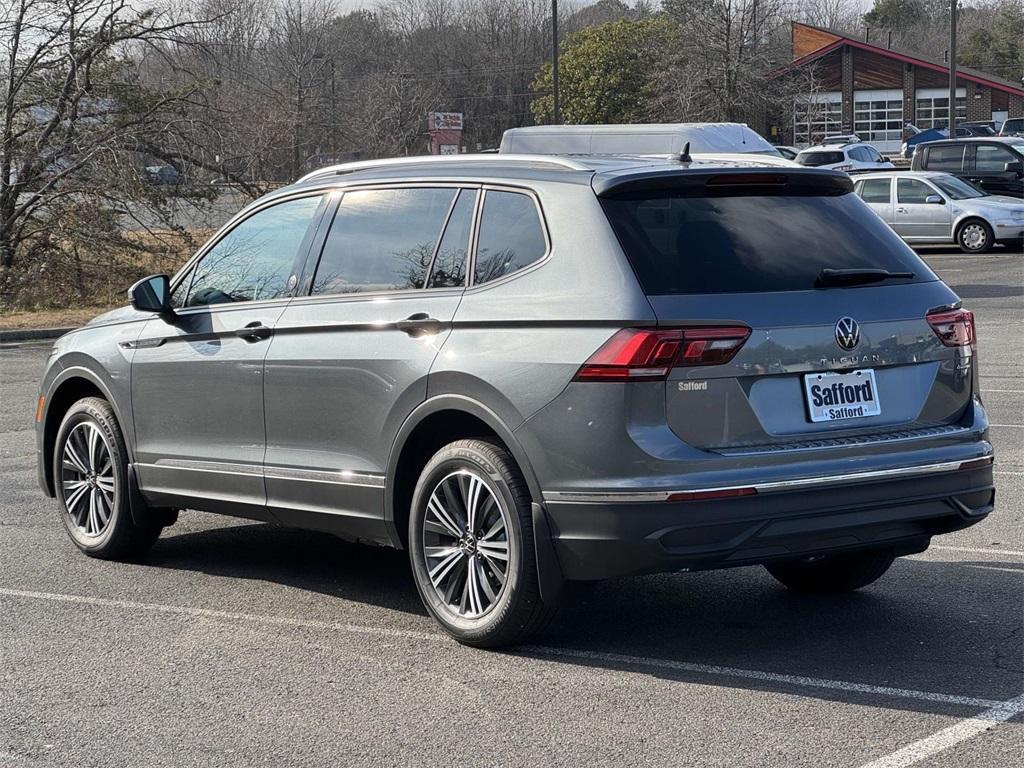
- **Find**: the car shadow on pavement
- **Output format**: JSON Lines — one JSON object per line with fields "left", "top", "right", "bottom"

{"left": 146, "top": 521, "right": 426, "bottom": 617}
{"left": 147, "top": 521, "right": 1022, "bottom": 713}
{"left": 527, "top": 558, "right": 1024, "bottom": 715}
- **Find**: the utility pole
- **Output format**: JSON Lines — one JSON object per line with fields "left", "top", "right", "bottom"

{"left": 948, "top": 0, "right": 958, "bottom": 132}
{"left": 552, "top": 0, "right": 561, "bottom": 124}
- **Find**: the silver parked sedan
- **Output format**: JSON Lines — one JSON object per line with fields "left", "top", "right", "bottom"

{"left": 853, "top": 171, "right": 1024, "bottom": 253}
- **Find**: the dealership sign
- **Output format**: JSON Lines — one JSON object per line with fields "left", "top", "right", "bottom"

{"left": 428, "top": 112, "right": 464, "bottom": 130}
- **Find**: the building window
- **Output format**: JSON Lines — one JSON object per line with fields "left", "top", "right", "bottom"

{"left": 915, "top": 88, "right": 967, "bottom": 130}
{"left": 853, "top": 90, "right": 903, "bottom": 147}
{"left": 794, "top": 92, "right": 842, "bottom": 147}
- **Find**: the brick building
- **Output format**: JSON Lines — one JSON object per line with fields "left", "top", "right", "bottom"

{"left": 774, "top": 22, "right": 1024, "bottom": 152}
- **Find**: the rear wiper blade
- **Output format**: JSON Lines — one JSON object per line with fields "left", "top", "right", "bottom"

{"left": 815, "top": 268, "right": 915, "bottom": 288}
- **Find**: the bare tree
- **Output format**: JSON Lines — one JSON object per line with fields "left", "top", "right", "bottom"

{"left": 0, "top": 0, "right": 212, "bottom": 292}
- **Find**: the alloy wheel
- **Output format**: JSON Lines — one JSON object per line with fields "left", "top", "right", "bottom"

{"left": 421, "top": 469, "right": 511, "bottom": 618}
{"left": 60, "top": 422, "right": 116, "bottom": 538}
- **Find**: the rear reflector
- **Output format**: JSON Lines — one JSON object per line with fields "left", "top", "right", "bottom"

{"left": 926, "top": 308, "right": 975, "bottom": 348}
{"left": 575, "top": 326, "right": 750, "bottom": 381}
{"left": 958, "top": 457, "right": 993, "bottom": 471}
{"left": 666, "top": 487, "right": 757, "bottom": 502}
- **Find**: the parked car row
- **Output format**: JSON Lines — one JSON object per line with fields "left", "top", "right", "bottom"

{"left": 853, "top": 171, "right": 1023, "bottom": 253}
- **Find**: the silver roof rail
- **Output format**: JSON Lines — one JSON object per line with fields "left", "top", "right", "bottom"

{"left": 297, "top": 153, "right": 593, "bottom": 182}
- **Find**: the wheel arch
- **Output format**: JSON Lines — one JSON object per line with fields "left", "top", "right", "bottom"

{"left": 954, "top": 215, "right": 993, "bottom": 242}
{"left": 40, "top": 366, "right": 130, "bottom": 497}
{"left": 384, "top": 395, "right": 543, "bottom": 550}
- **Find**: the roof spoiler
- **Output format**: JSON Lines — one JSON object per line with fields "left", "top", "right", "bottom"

{"left": 593, "top": 167, "right": 853, "bottom": 198}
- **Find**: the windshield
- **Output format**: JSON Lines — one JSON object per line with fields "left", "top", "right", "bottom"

{"left": 796, "top": 151, "right": 843, "bottom": 166}
{"left": 600, "top": 190, "right": 931, "bottom": 294}
{"left": 1006, "top": 139, "right": 1024, "bottom": 155}
{"left": 932, "top": 175, "right": 986, "bottom": 200}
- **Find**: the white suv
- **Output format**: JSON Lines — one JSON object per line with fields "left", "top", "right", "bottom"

{"left": 796, "top": 143, "right": 895, "bottom": 172}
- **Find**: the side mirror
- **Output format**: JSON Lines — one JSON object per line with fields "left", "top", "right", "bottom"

{"left": 129, "top": 274, "right": 174, "bottom": 317}
{"left": 925, "top": 195, "right": 944, "bottom": 205}
{"left": 1004, "top": 160, "right": 1023, "bottom": 175}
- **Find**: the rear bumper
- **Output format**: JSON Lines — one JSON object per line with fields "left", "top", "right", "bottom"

{"left": 542, "top": 462, "right": 994, "bottom": 581}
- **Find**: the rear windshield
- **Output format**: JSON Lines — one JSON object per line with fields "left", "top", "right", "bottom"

{"left": 601, "top": 191, "right": 931, "bottom": 294}
{"left": 796, "top": 151, "right": 843, "bottom": 166}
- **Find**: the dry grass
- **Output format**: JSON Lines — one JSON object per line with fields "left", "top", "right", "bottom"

{"left": 1, "top": 227, "right": 209, "bottom": 327}
{"left": 0, "top": 306, "right": 117, "bottom": 330}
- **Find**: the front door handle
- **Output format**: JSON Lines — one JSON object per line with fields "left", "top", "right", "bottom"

{"left": 896, "top": 207, "right": 908, "bottom": 213}
{"left": 396, "top": 313, "right": 444, "bottom": 337}
{"left": 235, "top": 321, "right": 272, "bottom": 342}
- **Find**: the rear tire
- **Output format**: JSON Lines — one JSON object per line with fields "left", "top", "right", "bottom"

{"left": 957, "top": 219, "right": 994, "bottom": 254}
{"left": 53, "top": 397, "right": 162, "bottom": 560}
{"left": 765, "top": 550, "right": 895, "bottom": 595}
{"left": 408, "top": 438, "right": 556, "bottom": 648}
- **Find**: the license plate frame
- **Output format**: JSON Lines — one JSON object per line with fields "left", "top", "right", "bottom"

{"left": 803, "top": 369, "right": 882, "bottom": 423}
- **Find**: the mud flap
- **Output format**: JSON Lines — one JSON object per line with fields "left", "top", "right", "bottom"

{"left": 532, "top": 502, "right": 564, "bottom": 604}
{"left": 128, "top": 464, "right": 178, "bottom": 528}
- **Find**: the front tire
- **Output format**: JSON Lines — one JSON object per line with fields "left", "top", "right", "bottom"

{"left": 408, "top": 438, "right": 555, "bottom": 647}
{"left": 765, "top": 550, "right": 895, "bottom": 595}
{"left": 53, "top": 397, "right": 162, "bottom": 560}
{"left": 957, "top": 219, "right": 994, "bottom": 254}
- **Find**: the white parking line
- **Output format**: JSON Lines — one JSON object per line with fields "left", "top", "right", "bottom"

{"left": 0, "top": 587, "right": 1016, "bottom": 712}
{"left": 857, "top": 694, "right": 1024, "bottom": 768}
{"left": 982, "top": 389, "right": 1024, "bottom": 394}
{"left": 988, "top": 424, "right": 1024, "bottom": 428}
{"left": 931, "top": 545, "right": 1024, "bottom": 558}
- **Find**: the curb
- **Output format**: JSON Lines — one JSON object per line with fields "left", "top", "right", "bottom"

{"left": 0, "top": 326, "right": 76, "bottom": 343}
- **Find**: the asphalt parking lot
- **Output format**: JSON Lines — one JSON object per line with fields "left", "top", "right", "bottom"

{"left": 1, "top": 246, "right": 1021, "bottom": 768}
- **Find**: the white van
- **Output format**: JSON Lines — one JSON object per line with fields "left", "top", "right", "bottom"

{"left": 499, "top": 123, "right": 786, "bottom": 158}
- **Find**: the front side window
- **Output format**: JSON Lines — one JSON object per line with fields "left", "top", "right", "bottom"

{"left": 925, "top": 145, "right": 965, "bottom": 171}
{"left": 312, "top": 188, "right": 456, "bottom": 295}
{"left": 473, "top": 190, "right": 547, "bottom": 285}
{"left": 974, "top": 144, "right": 1015, "bottom": 171}
{"left": 184, "top": 195, "right": 323, "bottom": 307}
{"left": 897, "top": 178, "right": 934, "bottom": 204}
{"left": 857, "top": 178, "right": 892, "bottom": 203}
{"left": 932, "top": 175, "right": 985, "bottom": 199}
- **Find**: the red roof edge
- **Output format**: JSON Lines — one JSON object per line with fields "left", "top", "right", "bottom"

{"left": 774, "top": 25, "right": 1024, "bottom": 97}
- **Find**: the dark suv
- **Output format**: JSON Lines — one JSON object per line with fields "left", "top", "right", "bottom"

{"left": 36, "top": 154, "right": 995, "bottom": 647}
{"left": 912, "top": 137, "right": 1024, "bottom": 198}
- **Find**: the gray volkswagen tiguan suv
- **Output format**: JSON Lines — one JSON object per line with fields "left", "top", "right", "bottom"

{"left": 36, "top": 154, "right": 995, "bottom": 647}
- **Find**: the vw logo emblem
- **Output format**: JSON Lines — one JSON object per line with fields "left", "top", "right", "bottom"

{"left": 835, "top": 317, "right": 861, "bottom": 351}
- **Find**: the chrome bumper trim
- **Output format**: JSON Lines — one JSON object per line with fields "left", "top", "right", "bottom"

{"left": 542, "top": 457, "right": 993, "bottom": 504}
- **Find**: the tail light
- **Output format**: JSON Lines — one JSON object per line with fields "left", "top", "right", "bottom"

{"left": 927, "top": 308, "right": 975, "bottom": 348}
{"left": 574, "top": 327, "right": 750, "bottom": 382}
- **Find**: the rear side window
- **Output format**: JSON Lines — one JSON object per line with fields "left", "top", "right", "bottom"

{"left": 974, "top": 144, "right": 1015, "bottom": 171}
{"left": 856, "top": 178, "right": 891, "bottom": 203}
{"left": 473, "top": 190, "right": 547, "bottom": 285}
{"left": 312, "top": 188, "right": 455, "bottom": 295}
{"left": 924, "top": 145, "right": 965, "bottom": 171}
{"left": 897, "top": 178, "right": 935, "bottom": 203}
{"left": 600, "top": 190, "right": 930, "bottom": 295}
{"left": 796, "top": 151, "right": 844, "bottom": 166}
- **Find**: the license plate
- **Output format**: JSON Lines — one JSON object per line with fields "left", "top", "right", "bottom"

{"left": 803, "top": 369, "right": 882, "bottom": 423}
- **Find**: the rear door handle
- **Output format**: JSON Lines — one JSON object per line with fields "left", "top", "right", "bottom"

{"left": 235, "top": 321, "right": 272, "bottom": 342}
{"left": 396, "top": 313, "right": 444, "bottom": 337}
{"left": 896, "top": 207, "right": 908, "bottom": 213}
